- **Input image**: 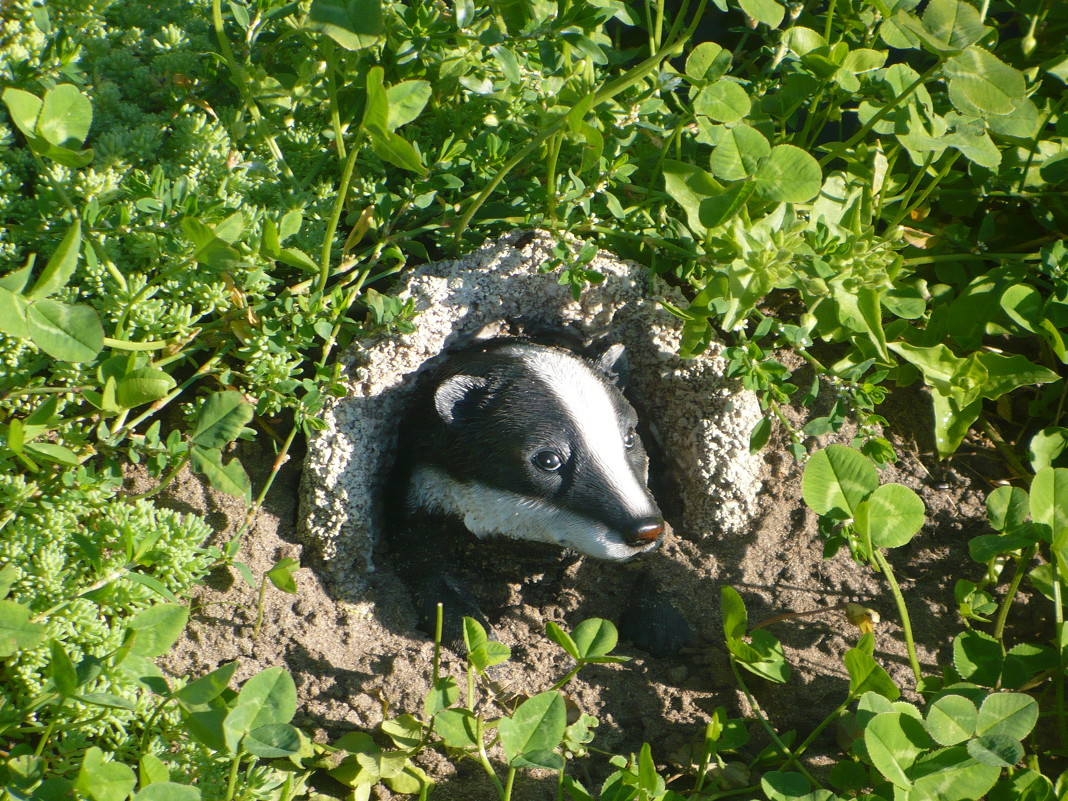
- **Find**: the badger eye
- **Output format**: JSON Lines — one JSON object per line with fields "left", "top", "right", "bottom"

{"left": 623, "top": 430, "right": 637, "bottom": 449}
{"left": 533, "top": 450, "right": 564, "bottom": 472}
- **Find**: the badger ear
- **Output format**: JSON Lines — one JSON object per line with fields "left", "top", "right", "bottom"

{"left": 434, "top": 374, "right": 489, "bottom": 425}
{"left": 594, "top": 343, "right": 628, "bottom": 389}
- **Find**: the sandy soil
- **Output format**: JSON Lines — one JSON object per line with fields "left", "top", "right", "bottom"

{"left": 149, "top": 364, "right": 996, "bottom": 799}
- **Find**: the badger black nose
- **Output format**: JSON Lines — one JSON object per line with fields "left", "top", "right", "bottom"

{"left": 627, "top": 518, "right": 666, "bottom": 546}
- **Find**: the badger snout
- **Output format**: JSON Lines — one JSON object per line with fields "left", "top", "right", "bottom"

{"left": 626, "top": 517, "right": 666, "bottom": 546}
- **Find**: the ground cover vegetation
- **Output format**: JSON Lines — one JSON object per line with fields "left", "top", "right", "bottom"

{"left": 0, "top": 0, "right": 1066, "bottom": 797}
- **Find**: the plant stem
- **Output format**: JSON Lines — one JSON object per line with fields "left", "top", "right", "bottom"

{"left": 977, "top": 417, "right": 1031, "bottom": 480}
{"left": 225, "top": 751, "right": 242, "bottom": 801}
{"left": 993, "top": 546, "right": 1037, "bottom": 642}
{"left": 1052, "top": 554, "right": 1067, "bottom": 748}
{"left": 124, "top": 452, "right": 191, "bottom": 501}
{"left": 454, "top": 0, "right": 707, "bottom": 243}
{"left": 871, "top": 549, "right": 922, "bottom": 687}
{"left": 820, "top": 62, "right": 941, "bottom": 169}
{"left": 729, "top": 660, "right": 822, "bottom": 788}
{"left": 318, "top": 135, "right": 363, "bottom": 295}
{"left": 503, "top": 766, "right": 517, "bottom": 801}
{"left": 794, "top": 697, "right": 850, "bottom": 757}
{"left": 476, "top": 718, "right": 507, "bottom": 798}
{"left": 210, "top": 0, "right": 293, "bottom": 179}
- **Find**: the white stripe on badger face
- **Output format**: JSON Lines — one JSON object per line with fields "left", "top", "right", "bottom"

{"left": 504, "top": 345, "right": 658, "bottom": 521}
{"left": 408, "top": 464, "right": 657, "bottom": 561}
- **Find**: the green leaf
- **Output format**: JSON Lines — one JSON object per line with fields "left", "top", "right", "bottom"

{"left": 709, "top": 124, "right": 770, "bottom": 181}
{"left": 975, "top": 352, "right": 1060, "bottom": 400}
{"left": 761, "top": 771, "right": 810, "bottom": 801}
{"left": 307, "top": 0, "right": 382, "bottom": 49}
{"left": 139, "top": 754, "right": 170, "bottom": 786}
{"left": 0, "top": 287, "right": 29, "bottom": 338}
{"left": 931, "top": 391, "right": 981, "bottom": 458}
{"left": 925, "top": 695, "right": 977, "bottom": 745}
{"left": 856, "top": 483, "right": 926, "bottom": 548}
{"left": 975, "top": 692, "right": 1039, "bottom": 740}
{"left": 987, "top": 768, "right": 1054, "bottom": 801}
{"left": 75, "top": 747, "right": 137, "bottom": 801}
{"left": 731, "top": 629, "right": 790, "bottom": 683}
{"left": 0, "top": 599, "right": 46, "bottom": 656}
{"left": 424, "top": 676, "right": 458, "bottom": 717}
{"left": 922, "top": 0, "right": 992, "bottom": 50}
{"left": 464, "top": 617, "right": 510, "bottom": 672}
{"left": 28, "top": 221, "right": 81, "bottom": 300}
{"left": 699, "top": 181, "right": 755, "bottom": 228}
{"left": 999, "top": 284, "right": 1042, "bottom": 332}
{"left": 190, "top": 445, "right": 251, "bottom": 499}
{"left": 749, "top": 416, "right": 772, "bottom": 453}
{"left": 128, "top": 604, "right": 189, "bottom": 657}
{"left": 192, "top": 391, "right": 253, "bottom": 448}
{"left": 944, "top": 46, "right": 1026, "bottom": 116}
{"left": 865, "top": 711, "right": 931, "bottom": 787}
{"left": 686, "top": 42, "right": 731, "bottom": 82}
{"left": 906, "top": 746, "right": 1000, "bottom": 801}
{"left": 498, "top": 691, "right": 567, "bottom": 765}
{"left": 967, "top": 734, "right": 1024, "bottom": 767}
{"left": 116, "top": 368, "right": 177, "bottom": 408}
{"left": 369, "top": 128, "right": 427, "bottom": 173}
{"left": 37, "top": 84, "right": 93, "bottom": 148}
{"left": 50, "top": 639, "right": 79, "bottom": 697}
{"left": 844, "top": 644, "right": 900, "bottom": 700}
{"left": 26, "top": 300, "right": 104, "bottom": 362}
{"left": 987, "top": 486, "right": 1030, "bottom": 533}
{"left": 433, "top": 708, "right": 479, "bottom": 749}
{"left": 175, "top": 661, "right": 239, "bottom": 707}
{"left": 382, "top": 714, "right": 423, "bottom": 750}
{"left": 1031, "top": 466, "right": 1068, "bottom": 546}
{"left": 802, "top": 444, "right": 879, "bottom": 517}
{"left": 720, "top": 586, "right": 748, "bottom": 642}
{"left": 266, "top": 557, "right": 300, "bottom": 594}
{"left": 738, "top": 0, "right": 784, "bottom": 28}
{"left": 662, "top": 159, "right": 721, "bottom": 233}
{"left": 243, "top": 723, "right": 302, "bottom": 757}
{"left": 752, "top": 144, "right": 822, "bottom": 203}
{"left": 386, "top": 80, "right": 431, "bottom": 129}
{"left": 24, "top": 441, "right": 81, "bottom": 466}
{"left": 571, "top": 618, "right": 618, "bottom": 659}
{"left": 692, "top": 81, "right": 751, "bottom": 123}
{"left": 1029, "top": 428, "right": 1068, "bottom": 472}
{"left": 2, "top": 87, "right": 43, "bottom": 140}
{"left": 132, "top": 783, "right": 201, "bottom": 801}
{"left": 952, "top": 629, "right": 1003, "bottom": 687}
{"left": 546, "top": 620, "right": 580, "bottom": 659}
{"left": 236, "top": 666, "right": 298, "bottom": 728}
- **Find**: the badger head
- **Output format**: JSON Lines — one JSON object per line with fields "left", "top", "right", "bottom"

{"left": 407, "top": 341, "right": 666, "bottom": 561}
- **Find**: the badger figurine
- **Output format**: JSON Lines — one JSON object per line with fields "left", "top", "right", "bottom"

{"left": 386, "top": 335, "right": 692, "bottom": 655}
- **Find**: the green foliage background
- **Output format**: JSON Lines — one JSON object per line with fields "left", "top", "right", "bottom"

{"left": 1, "top": 0, "right": 1068, "bottom": 798}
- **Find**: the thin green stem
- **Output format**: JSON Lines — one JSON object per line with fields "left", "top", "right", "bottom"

{"left": 993, "top": 546, "right": 1037, "bottom": 642}
{"left": 124, "top": 452, "right": 192, "bottom": 501}
{"left": 977, "top": 417, "right": 1031, "bottom": 480}
{"left": 102, "top": 336, "right": 171, "bottom": 351}
{"left": 211, "top": 0, "right": 293, "bottom": 179}
{"left": 503, "top": 766, "right": 517, "bottom": 801}
{"left": 871, "top": 549, "right": 922, "bottom": 687}
{"left": 820, "top": 62, "right": 941, "bottom": 169}
{"left": 794, "top": 697, "right": 850, "bottom": 757}
{"left": 549, "top": 663, "right": 583, "bottom": 691}
{"left": 889, "top": 151, "right": 959, "bottom": 229}
{"left": 903, "top": 252, "right": 1041, "bottom": 267}
{"left": 224, "top": 751, "right": 242, "bottom": 801}
{"left": 325, "top": 40, "right": 346, "bottom": 161}
{"left": 1052, "top": 555, "right": 1067, "bottom": 748}
{"left": 454, "top": 0, "right": 706, "bottom": 242}
{"left": 318, "top": 134, "right": 364, "bottom": 295}
{"left": 33, "top": 699, "right": 63, "bottom": 757}
{"left": 729, "top": 660, "right": 822, "bottom": 787}
{"left": 476, "top": 718, "right": 507, "bottom": 798}
{"left": 823, "top": 0, "right": 839, "bottom": 42}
